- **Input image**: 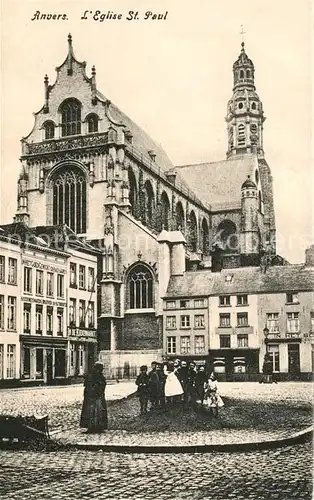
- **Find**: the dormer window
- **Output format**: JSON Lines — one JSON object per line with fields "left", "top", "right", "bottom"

{"left": 60, "top": 98, "right": 81, "bottom": 137}
{"left": 87, "top": 114, "right": 98, "bottom": 133}
{"left": 44, "top": 121, "right": 55, "bottom": 140}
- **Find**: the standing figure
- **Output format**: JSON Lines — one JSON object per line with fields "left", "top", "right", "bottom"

{"left": 195, "top": 365, "right": 208, "bottom": 404}
{"left": 148, "top": 361, "right": 161, "bottom": 409}
{"left": 177, "top": 360, "right": 188, "bottom": 406}
{"left": 156, "top": 363, "right": 167, "bottom": 408}
{"left": 80, "top": 361, "right": 108, "bottom": 433}
{"left": 203, "top": 372, "right": 224, "bottom": 417}
{"left": 186, "top": 361, "right": 197, "bottom": 409}
{"left": 164, "top": 362, "right": 184, "bottom": 405}
{"left": 135, "top": 365, "right": 150, "bottom": 415}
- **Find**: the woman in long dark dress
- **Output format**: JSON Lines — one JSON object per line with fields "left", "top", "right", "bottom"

{"left": 80, "top": 362, "right": 108, "bottom": 433}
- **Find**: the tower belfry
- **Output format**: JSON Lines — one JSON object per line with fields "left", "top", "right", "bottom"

{"left": 225, "top": 40, "right": 265, "bottom": 158}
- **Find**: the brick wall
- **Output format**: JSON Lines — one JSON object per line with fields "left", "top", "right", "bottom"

{"left": 120, "top": 313, "right": 161, "bottom": 350}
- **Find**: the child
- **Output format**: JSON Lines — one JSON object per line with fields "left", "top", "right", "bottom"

{"left": 203, "top": 372, "right": 224, "bottom": 417}
{"left": 135, "top": 365, "right": 150, "bottom": 415}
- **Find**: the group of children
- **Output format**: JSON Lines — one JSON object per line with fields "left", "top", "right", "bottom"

{"left": 135, "top": 359, "right": 224, "bottom": 416}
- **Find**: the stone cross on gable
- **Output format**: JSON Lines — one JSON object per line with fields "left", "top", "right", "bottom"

{"left": 240, "top": 25, "right": 246, "bottom": 44}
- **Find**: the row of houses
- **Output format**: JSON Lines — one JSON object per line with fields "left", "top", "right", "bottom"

{"left": 0, "top": 222, "right": 100, "bottom": 386}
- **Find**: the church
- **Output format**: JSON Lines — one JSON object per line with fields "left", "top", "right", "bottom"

{"left": 14, "top": 35, "right": 278, "bottom": 376}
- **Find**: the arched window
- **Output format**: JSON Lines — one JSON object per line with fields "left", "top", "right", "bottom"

{"left": 246, "top": 70, "right": 251, "bottom": 78}
{"left": 238, "top": 102, "right": 244, "bottom": 110}
{"left": 144, "top": 180, "right": 154, "bottom": 227}
{"left": 52, "top": 166, "right": 87, "bottom": 233}
{"left": 44, "top": 121, "right": 55, "bottom": 140}
{"left": 252, "top": 102, "right": 257, "bottom": 110}
{"left": 160, "top": 191, "right": 170, "bottom": 231}
{"left": 238, "top": 124, "right": 245, "bottom": 147}
{"left": 60, "top": 99, "right": 81, "bottom": 137}
{"left": 216, "top": 220, "right": 238, "bottom": 254}
{"left": 258, "top": 191, "right": 262, "bottom": 212}
{"left": 240, "top": 70, "right": 244, "bottom": 79}
{"left": 87, "top": 114, "right": 98, "bottom": 133}
{"left": 175, "top": 201, "right": 185, "bottom": 231}
{"left": 255, "top": 169, "right": 259, "bottom": 184}
{"left": 201, "top": 218, "right": 210, "bottom": 255}
{"left": 187, "top": 211, "right": 198, "bottom": 252}
{"left": 128, "top": 168, "right": 137, "bottom": 216}
{"left": 128, "top": 264, "right": 153, "bottom": 309}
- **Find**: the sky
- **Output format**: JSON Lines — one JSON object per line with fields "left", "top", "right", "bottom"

{"left": 0, "top": 0, "right": 312, "bottom": 263}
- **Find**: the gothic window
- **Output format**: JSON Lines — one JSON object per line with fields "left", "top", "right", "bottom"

{"left": 60, "top": 98, "right": 82, "bottom": 137}
{"left": 216, "top": 220, "right": 238, "bottom": 254}
{"left": 128, "top": 264, "right": 153, "bottom": 309}
{"left": 238, "top": 124, "right": 245, "bottom": 147}
{"left": 144, "top": 180, "right": 154, "bottom": 227}
{"left": 160, "top": 191, "right": 170, "bottom": 231}
{"left": 240, "top": 70, "right": 244, "bottom": 79}
{"left": 44, "top": 121, "right": 55, "bottom": 140}
{"left": 258, "top": 191, "right": 262, "bottom": 212}
{"left": 175, "top": 201, "right": 185, "bottom": 231}
{"left": 187, "top": 211, "right": 197, "bottom": 252}
{"left": 87, "top": 114, "right": 99, "bottom": 133}
{"left": 201, "top": 218, "right": 210, "bottom": 255}
{"left": 52, "top": 166, "right": 87, "bottom": 233}
{"left": 128, "top": 167, "right": 137, "bottom": 216}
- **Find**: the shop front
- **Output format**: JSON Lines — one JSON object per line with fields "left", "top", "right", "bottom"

{"left": 67, "top": 327, "right": 97, "bottom": 380}
{"left": 20, "top": 335, "right": 68, "bottom": 385}
{"left": 208, "top": 349, "right": 260, "bottom": 381}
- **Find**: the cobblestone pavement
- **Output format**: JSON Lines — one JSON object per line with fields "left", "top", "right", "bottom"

{"left": 0, "top": 442, "right": 312, "bottom": 499}
{"left": 0, "top": 382, "right": 136, "bottom": 431}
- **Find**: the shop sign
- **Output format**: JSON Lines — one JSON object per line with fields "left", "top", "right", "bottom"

{"left": 68, "top": 327, "right": 97, "bottom": 340}
{"left": 22, "top": 259, "right": 66, "bottom": 274}
{"left": 21, "top": 296, "right": 66, "bottom": 307}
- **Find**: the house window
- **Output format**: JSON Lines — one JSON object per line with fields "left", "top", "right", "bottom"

{"left": 46, "top": 306, "right": 53, "bottom": 335}
{"left": 233, "top": 357, "right": 246, "bottom": 373}
{"left": 268, "top": 345, "right": 280, "bottom": 372}
{"left": 237, "top": 312, "right": 248, "bottom": 327}
{"left": 194, "top": 315, "right": 205, "bottom": 328}
{"left": 267, "top": 313, "right": 279, "bottom": 333}
{"left": 237, "top": 335, "right": 248, "bottom": 348}
{"left": 128, "top": 265, "right": 153, "bottom": 309}
{"left": 286, "top": 293, "right": 299, "bottom": 304}
{"left": 180, "top": 299, "right": 190, "bottom": 308}
{"left": 88, "top": 267, "right": 95, "bottom": 291}
{"left": 0, "top": 295, "right": 4, "bottom": 329}
{"left": 311, "top": 312, "right": 314, "bottom": 332}
{"left": 0, "top": 256, "right": 5, "bottom": 282}
{"left": 6, "top": 345, "right": 16, "bottom": 379}
{"left": 166, "top": 301, "right": 176, "bottom": 309}
{"left": 8, "top": 258, "right": 17, "bottom": 285}
{"left": 35, "top": 270, "right": 44, "bottom": 296}
{"left": 57, "top": 308, "right": 64, "bottom": 336}
{"left": 219, "top": 313, "right": 231, "bottom": 327}
{"left": 180, "top": 336, "right": 191, "bottom": 354}
{"left": 236, "top": 295, "right": 248, "bottom": 306}
{"left": 166, "top": 316, "right": 176, "bottom": 329}
{"left": 287, "top": 312, "right": 300, "bottom": 333}
{"left": 180, "top": 315, "right": 190, "bottom": 328}
{"left": 23, "top": 267, "right": 32, "bottom": 293}
{"left": 23, "top": 347, "right": 30, "bottom": 379}
{"left": 87, "top": 114, "right": 98, "bottom": 133}
{"left": 46, "top": 272, "right": 54, "bottom": 297}
{"left": 7, "top": 296, "right": 16, "bottom": 330}
{"left": 220, "top": 335, "right": 231, "bottom": 348}
{"left": 70, "top": 344, "right": 75, "bottom": 369}
{"left": 36, "top": 305, "right": 43, "bottom": 334}
{"left": 87, "top": 302, "right": 95, "bottom": 328}
{"left": 195, "top": 335, "right": 205, "bottom": 354}
{"left": 219, "top": 296, "right": 230, "bottom": 306}
{"left": 79, "top": 300, "right": 86, "bottom": 328}
{"left": 23, "top": 303, "right": 31, "bottom": 334}
{"left": 44, "top": 121, "right": 55, "bottom": 140}
{"left": 79, "top": 265, "right": 86, "bottom": 289}
{"left": 70, "top": 263, "right": 77, "bottom": 287}
{"left": 61, "top": 98, "right": 81, "bottom": 137}
{"left": 57, "top": 274, "right": 64, "bottom": 298}
{"left": 69, "top": 298, "right": 76, "bottom": 326}
{"left": 167, "top": 336, "right": 176, "bottom": 354}
{"left": 194, "top": 299, "right": 205, "bottom": 308}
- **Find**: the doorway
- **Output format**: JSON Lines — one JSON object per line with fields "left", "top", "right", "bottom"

{"left": 46, "top": 349, "right": 53, "bottom": 385}
{"left": 288, "top": 343, "right": 300, "bottom": 375}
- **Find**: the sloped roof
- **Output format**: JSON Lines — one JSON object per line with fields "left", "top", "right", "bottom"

{"left": 166, "top": 265, "right": 314, "bottom": 298}
{"left": 176, "top": 154, "right": 258, "bottom": 209}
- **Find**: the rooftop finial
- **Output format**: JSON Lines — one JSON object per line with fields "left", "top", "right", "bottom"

{"left": 44, "top": 74, "right": 49, "bottom": 84}
{"left": 240, "top": 25, "right": 246, "bottom": 49}
{"left": 92, "top": 65, "right": 96, "bottom": 77}
{"left": 67, "top": 34, "right": 73, "bottom": 75}
{"left": 68, "top": 33, "right": 72, "bottom": 46}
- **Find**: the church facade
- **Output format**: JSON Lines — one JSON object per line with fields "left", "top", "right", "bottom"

{"left": 15, "top": 35, "right": 277, "bottom": 377}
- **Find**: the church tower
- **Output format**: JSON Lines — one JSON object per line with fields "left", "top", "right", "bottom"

{"left": 226, "top": 42, "right": 265, "bottom": 159}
